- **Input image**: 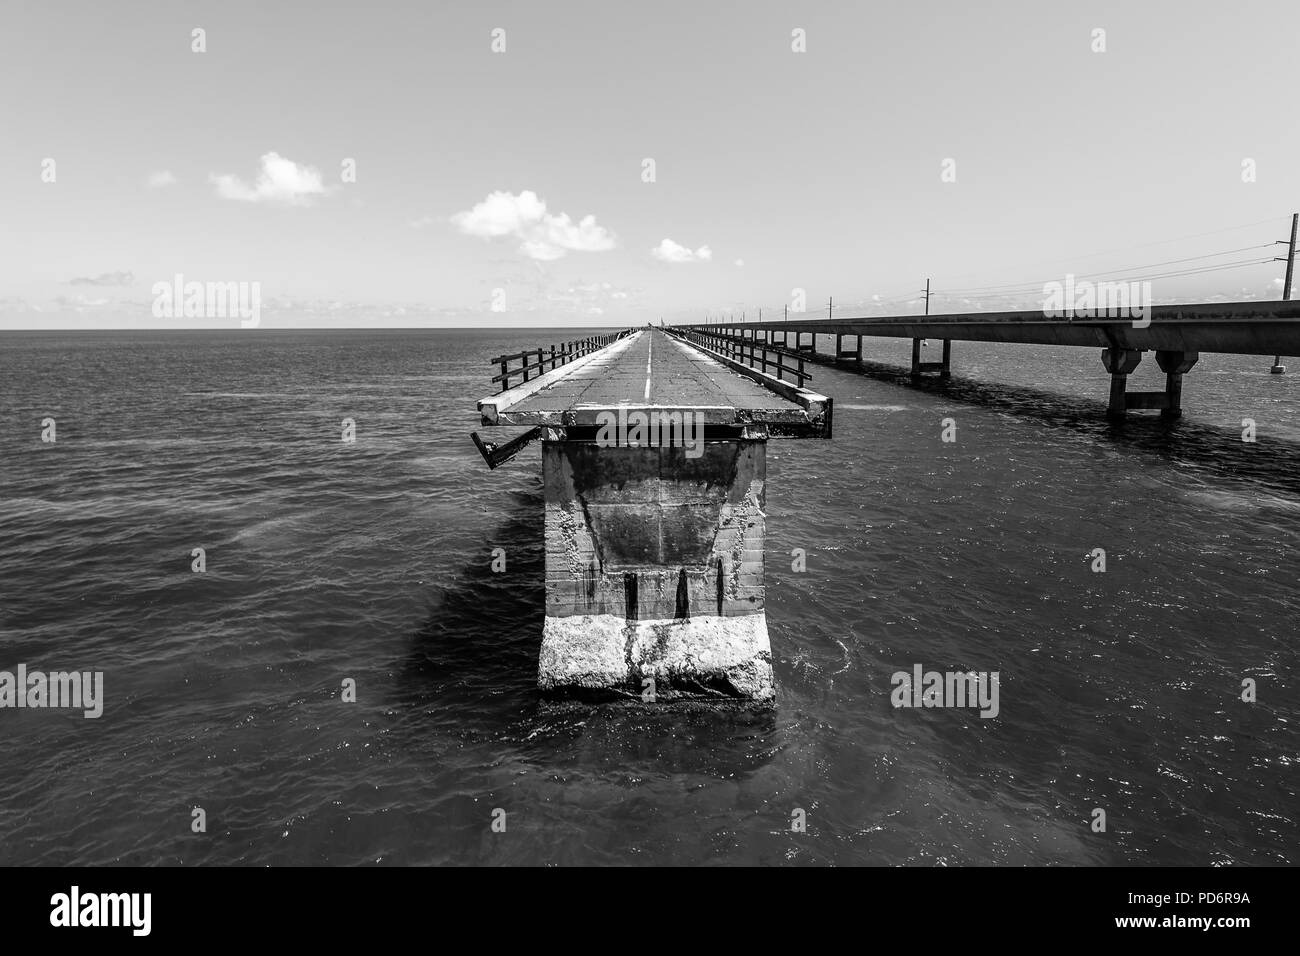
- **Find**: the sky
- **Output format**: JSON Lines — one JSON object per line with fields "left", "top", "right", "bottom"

{"left": 2, "top": 0, "right": 1299, "bottom": 329}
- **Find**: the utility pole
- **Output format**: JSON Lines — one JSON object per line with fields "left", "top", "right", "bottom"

{"left": 784, "top": 304, "right": 788, "bottom": 322}
{"left": 1273, "top": 212, "right": 1297, "bottom": 374}
{"left": 829, "top": 297, "right": 833, "bottom": 321}
{"left": 924, "top": 278, "right": 931, "bottom": 316}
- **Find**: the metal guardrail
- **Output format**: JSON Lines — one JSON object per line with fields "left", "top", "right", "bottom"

{"left": 674, "top": 328, "right": 814, "bottom": 386}
{"left": 489, "top": 330, "right": 632, "bottom": 393}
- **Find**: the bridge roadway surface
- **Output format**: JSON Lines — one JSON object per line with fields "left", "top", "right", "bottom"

{"left": 483, "top": 329, "right": 824, "bottom": 428}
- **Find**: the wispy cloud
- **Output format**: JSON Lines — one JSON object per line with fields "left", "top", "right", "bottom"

{"left": 652, "top": 238, "right": 712, "bottom": 264}
{"left": 68, "top": 270, "right": 134, "bottom": 287}
{"left": 210, "top": 152, "right": 328, "bottom": 205}
{"left": 146, "top": 170, "right": 177, "bottom": 188}
{"left": 55, "top": 294, "right": 112, "bottom": 310}
{"left": 409, "top": 215, "right": 438, "bottom": 229}
{"left": 451, "top": 189, "right": 616, "bottom": 261}
{"left": 544, "top": 281, "right": 640, "bottom": 312}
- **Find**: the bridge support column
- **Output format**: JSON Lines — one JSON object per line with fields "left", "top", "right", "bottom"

{"left": 539, "top": 435, "right": 773, "bottom": 701}
{"left": 1101, "top": 348, "right": 1143, "bottom": 418}
{"left": 1155, "top": 349, "right": 1198, "bottom": 419}
{"left": 911, "top": 338, "right": 951, "bottom": 378}
{"left": 1101, "top": 348, "right": 1197, "bottom": 418}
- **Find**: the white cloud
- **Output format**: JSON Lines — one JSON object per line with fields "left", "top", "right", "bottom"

{"left": 652, "top": 239, "right": 712, "bottom": 263}
{"left": 451, "top": 190, "right": 616, "bottom": 260}
{"left": 734, "top": 258, "right": 744, "bottom": 268}
{"left": 147, "top": 170, "right": 176, "bottom": 188}
{"left": 69, "top": 270, "right": 134, "bottom": 287}
{"left": 55, "top": 294, "right": 110, "bottom": 310}
{"left": 210, "top": 152, "right": 328, "bottom": 205}
{"left": 542, "top": 279, "right": 640, "bottom": 313}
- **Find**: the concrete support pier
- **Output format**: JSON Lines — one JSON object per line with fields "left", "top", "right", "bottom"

{"left": 539, "top": 437, "right": 772, "bottom": 701}
{"left": 911, "top": 338, "right": 951, "bottom": 378}
{"left": 1155, "top": 349, "right": 1198, "bottom": 419}
{"left": 1101, "top": 347, "right": 1142, "bottom": 418}
{"left": 835, "top": 333, "right": 859, "bottom": 364}
{"left": 1101, "top": 348, "right": 1198, "bottom": 418}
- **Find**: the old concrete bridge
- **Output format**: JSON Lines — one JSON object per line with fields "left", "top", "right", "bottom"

{"left": 473, "top": 300, "right": 1299, "bottom": 701}
{"left": 473, "top": 328, "right": 830, "bottom": 702}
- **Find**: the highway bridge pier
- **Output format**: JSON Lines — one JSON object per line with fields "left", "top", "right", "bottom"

{"left": 1102, "top": 348, "right": 1199, "bottom": 419}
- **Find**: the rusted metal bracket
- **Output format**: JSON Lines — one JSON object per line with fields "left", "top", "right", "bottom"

{"left": 470, "top": 426, "right": 543, "bottom": 470}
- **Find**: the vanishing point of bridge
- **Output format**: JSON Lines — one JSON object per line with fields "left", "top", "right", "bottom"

{"left": 473, "top": 301, "right": 1300, "bottom": 701}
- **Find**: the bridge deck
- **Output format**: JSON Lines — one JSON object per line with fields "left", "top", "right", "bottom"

{"left": 682, "top": 300, "right": 1300, "bottom": 355}
{"left": 479, "top": 329, "right": 830, "bottom": 431}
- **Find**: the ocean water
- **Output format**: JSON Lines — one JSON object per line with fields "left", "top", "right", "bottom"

{"left": 0, "top": 328, "right": 1294, "bottom": 866}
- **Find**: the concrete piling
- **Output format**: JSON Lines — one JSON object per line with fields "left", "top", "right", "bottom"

{"left": 538, "top": 436, "right": 773, "bottom": 701}
{"left": 910, "top": 338, "right": 951, "bottom": 378}
{"left": 1102, "top": 348, "right": 1197, "bottom": 418}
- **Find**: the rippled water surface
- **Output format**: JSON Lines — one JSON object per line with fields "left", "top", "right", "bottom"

{"left": 0, "top": 329, "right": 1295, "bottom": 865}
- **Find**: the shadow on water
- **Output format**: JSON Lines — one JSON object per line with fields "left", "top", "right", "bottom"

{"left": 394, "top": 487, "right": 544, "bottom": 714}
{"left": 528, "top": 698, "right": 783, "bottom": 778}
{"left": 843, "top": 358, "right": 1300, "bottom": 498}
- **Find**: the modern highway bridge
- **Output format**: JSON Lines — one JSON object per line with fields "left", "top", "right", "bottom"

{"left": 674, "top": 299, "right": 1300, "bottom": 418}
{"left": 473, "top": 300, "right": 1299, "bottom": 701}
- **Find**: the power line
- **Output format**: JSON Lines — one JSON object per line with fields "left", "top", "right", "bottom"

{"left": 937, "top": 244, "right": 1278, "bottom": 295}
{"left": 926, "top": 215, "right": 1292, "bottom": 287}
{"left": 709, "top": 218, "right": 1291, "bottom": 321}
{"left": 931, "top": 257, "right": 1275, "bottom": 301}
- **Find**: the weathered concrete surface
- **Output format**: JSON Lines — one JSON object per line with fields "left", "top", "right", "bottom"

{"left": 539, "top": 613, "right": 774, "bottom": 700}
{"left": 540, "top": 437, "right": 771, "bottom": 700}
{"left": 543, "top": 440, "right": 766, "bottom": 620}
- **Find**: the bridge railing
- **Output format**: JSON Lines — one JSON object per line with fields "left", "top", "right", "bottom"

{"left": 489, "top": 330, "right": 632, "bottom": 393}
{"left": 673, "top": 328, "right": 814, "bottom": 386}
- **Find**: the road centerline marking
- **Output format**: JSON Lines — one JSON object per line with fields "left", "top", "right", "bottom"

{"left": 644, "top": 335, "right": 652, "bottom": 401}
